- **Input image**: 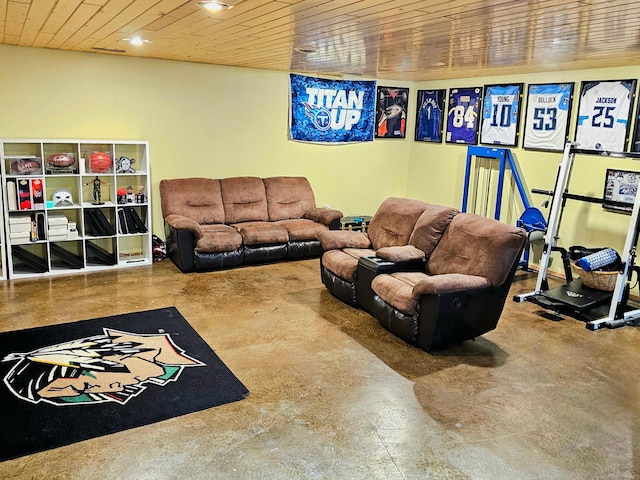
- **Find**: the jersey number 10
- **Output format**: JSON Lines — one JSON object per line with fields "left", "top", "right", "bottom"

{"left": 490, "top": 104, "right": 513, "bottom": 127}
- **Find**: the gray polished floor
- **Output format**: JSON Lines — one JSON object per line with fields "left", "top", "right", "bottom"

{"left": 0, "top": 259, "right": 638, "bottom": 479}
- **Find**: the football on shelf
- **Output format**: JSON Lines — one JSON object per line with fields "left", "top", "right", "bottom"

{"left": 47, "top": 153, "right": 76, "bottom": 168}
{"left": 10, "top": 158, "right": 41, "bottom": 175}
{"left": 90, "top": 151, "right": 112, "bottom": 173}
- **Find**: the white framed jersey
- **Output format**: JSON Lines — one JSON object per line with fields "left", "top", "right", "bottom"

{"left": 480, "top": 84, "right": 523, "bottom": 146}
{"left": 575, "top": 80, "right": 636, "bottom": 152}
{"left": 523, "top": 83, "right": 574, "bottom": 151}
{"left": 415, "top": 89, "right": 446, "bottom": 142}
{"left": 446, "top": 87, "right": 482, "bottom": 145}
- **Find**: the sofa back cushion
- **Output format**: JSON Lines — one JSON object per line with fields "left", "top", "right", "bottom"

{"left": 428, "top": 213, "right": 526, "bottom": 286}
{"left": 159, "top": 178, "right": 225, "bottom": 224}
{"left": 409, "top": 204, "right": 460, "bottom": 258}
{"left": 264, "top": 176, "right": 316, "bottom": 221}
{"left": 367, "top": 197, "right": 429, "bottom": 251}
{"left": 220, "top": 176, "right": 269, "bottom": 224}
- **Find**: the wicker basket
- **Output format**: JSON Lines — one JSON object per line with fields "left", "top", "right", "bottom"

{"left": 571, "top": 263, "right": 619, "bottom": 291}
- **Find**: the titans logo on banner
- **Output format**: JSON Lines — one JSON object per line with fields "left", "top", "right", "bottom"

{"left": 289, "top": 74, "right": 376, "bottom": 143}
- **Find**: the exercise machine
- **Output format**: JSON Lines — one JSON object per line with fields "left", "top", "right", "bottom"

{"left": 514, "top": 142, "right": 640, "bottom": 330}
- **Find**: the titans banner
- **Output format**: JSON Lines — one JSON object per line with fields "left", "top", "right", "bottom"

{"left": 289, "top": 74, "right": 376, "bottom": 143}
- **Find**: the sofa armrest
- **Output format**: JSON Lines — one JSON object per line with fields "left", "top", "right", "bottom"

{"left": 317, "top": 230, "right": 370, "bottom": 250}
{"left": 412, "top": 273, "right": 491, "bottom": 296}
{"left": 164, "top": 222, "right": 197, "bottom": 273}
{"left": 376, "top": 245, "right": 425, "bottom": 263}
{"left": 303, "top": 207, "right": 343, "bottom": 226}
{"left": 164, "top": 214, "right": 202, "bottom": 239}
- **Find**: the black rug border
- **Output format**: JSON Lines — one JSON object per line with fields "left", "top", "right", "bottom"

{"left": 0, "top": 306, "right": 249, "bottom": 462}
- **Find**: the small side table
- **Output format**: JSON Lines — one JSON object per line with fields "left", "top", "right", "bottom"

{"left": 340, "top": 215, "right": 372, "bottom": 232}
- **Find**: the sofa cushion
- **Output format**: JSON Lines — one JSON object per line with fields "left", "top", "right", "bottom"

{"left": 232, "top": 221, "right": 289, "bottom": 245}
{"left": 371, "top": 271, "right": 427, "bottom": 315}
{"left": 264, "top": 177, "right": 316, "bottom": 221}
{"left": 367, "top": 197, "right": 429, "bottom": 250}
{"left": 322, "top": 248, "right": 375, "bottom": 282}
{"left": 409, "top": 204, "right": 459, "bottom": 257}
{"left": 195, "top": 224, "right": 243, "bottom": 253}
{"left": 221, "top": 177, "right": 269, "bottom": 224}
{"left": 275, "top": 218, "right": 328, "bottom": 241}
{"left": 428, "top": 213, "right": 526, "bottom": 286}
{"left": 160, "top": 178, "right": 225, "bottom": 225}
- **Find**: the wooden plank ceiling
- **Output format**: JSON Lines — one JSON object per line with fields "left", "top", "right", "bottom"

{"left": 1, "top": 0, "right": 639, "bottom": 81}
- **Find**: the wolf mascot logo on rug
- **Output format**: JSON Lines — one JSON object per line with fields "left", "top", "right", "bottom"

{"left": 2, "top": 328, "right": 204, "bottom": 406}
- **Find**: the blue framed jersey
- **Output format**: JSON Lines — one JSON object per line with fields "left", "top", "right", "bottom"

{"left": 480, "top": 84, "right": 523, "bottom": 146}
{"left": 575, "top": 80, "right": 636, "bottom": 152}
{"left": 446, "top": 87, "right": 482, "bottom": 145}
{"left": 523, "top": 83, "right": 574, "bottom": 151}
{"left": 415, "top": 89, "right": 445, "bottom": 142}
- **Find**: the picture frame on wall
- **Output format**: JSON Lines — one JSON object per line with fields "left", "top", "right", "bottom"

{"left": 445, "top": 87, "right": 482, "bottom": 145}
{"left": 480, "top": 83, "right": 524, "bottom": 146}
{"left": 628, "top": 87, "right": 640, "bottom": 153}
{"left": 375, "top": 86, "right": 409, "bottom": 138}
{"left": 574, "top": 79, "right": 636, "bottom": 152}
{"left": 414, "top": 89, "right": 446, "bottom": 143}
{"left": 523, "top": 82, "right": 574, "bottom": 152}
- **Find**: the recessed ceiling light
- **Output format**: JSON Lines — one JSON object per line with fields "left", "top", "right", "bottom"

{"left": 294, "top": 47, "right": 317, "bottom": 54}
{"left": 124, "top": 36, "right": 150, "bottom": 46}
{"left": 197, "top": 1, "right": 232, "bottom": 12}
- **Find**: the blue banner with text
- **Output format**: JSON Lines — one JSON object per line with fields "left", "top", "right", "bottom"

{"left": 289, "top": 74, "right": 376, "bottom": 143}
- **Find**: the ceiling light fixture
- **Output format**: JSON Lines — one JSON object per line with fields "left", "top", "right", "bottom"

{"left": 197, "top": 1, "right": 232, "bottom": 12}
{"left": 294, "top": 47, "right": 317, "bottom": 54}
{"left": 124, "top": 36, "right": 150, "bottom": 46}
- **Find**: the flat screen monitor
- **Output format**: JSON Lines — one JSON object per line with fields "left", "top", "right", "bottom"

{"left": 603, "top": 168, "right": 639, "bottom": 213}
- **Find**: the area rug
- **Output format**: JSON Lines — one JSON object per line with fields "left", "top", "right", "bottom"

{"left": 0, "top": 306, "right": 249, "bottom": 462}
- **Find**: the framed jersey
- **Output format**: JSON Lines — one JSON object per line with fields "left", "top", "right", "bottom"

{"left": 445, "top": 87, "right": 482, "bottom": 145}
{"left": 480, "top": 84, "right": 524, "bottom": 146}
{"left": 574, "top": 79, "right": 636, "bottom": 152}
{"left": 629, "top": 90, "right": 640, "bottom": 153}
{"left": 375, "top": 86, "right": 409, "bottom": 138}
{"left": 523, "top": 83, "right": 574, "bottom": 152}
{"left": 415, "top": 89, "right": 446, "bottom": 142}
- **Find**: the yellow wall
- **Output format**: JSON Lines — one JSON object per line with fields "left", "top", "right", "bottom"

{"left": 0, "top": 44, "right": 411, "bottom": 236}
{"left": 410, "top": 67, "right": 640, "bottom": 272}
{"left": 2, "top": 43, "right": 639, "bottom": 273}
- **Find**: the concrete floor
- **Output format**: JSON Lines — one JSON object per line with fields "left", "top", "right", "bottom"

{"left": 0, "top": 258, "right": 638, "bottom": 479}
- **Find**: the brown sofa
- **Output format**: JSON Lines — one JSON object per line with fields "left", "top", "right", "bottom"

{"left": 160, "top": 176, "right": 343, "bottom": 272}
{"left": 318, "top": 197, "right": 526, "bottom": 351}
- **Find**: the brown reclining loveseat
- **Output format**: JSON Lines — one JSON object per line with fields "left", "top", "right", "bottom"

{"left": 319, "top": 196, "right": 526, "bottom": 351}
